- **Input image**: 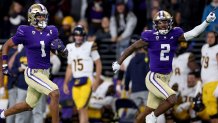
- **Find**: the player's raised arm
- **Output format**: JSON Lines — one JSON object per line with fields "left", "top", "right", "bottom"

{"left": 112, "top": 40, "right": 147, "bottom": 73}
{"left": 179, "top": 12, "right": 216, "bottom": 41}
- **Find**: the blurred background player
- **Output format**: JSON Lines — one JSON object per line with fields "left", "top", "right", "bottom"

{"left": 63, "top": 25, "right": 102, "bottom": 123}
{"left": 169, "top": 41, "right": 199, "bottom": 95}
{"left": 201, "top": 31, "right": 218, "bottom": 123}
{"left": 112, "top": 10, "right": 216, "bottom": 123}
{"left": 0, "top": 3, "right": 68, "bottom": 123}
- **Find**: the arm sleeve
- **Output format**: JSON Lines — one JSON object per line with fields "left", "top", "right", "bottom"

{"left": 183, "top": 21, "right": 209, "bottom": 41}
{"left": 12, "top": 26, "right": 25, "bottom": 45}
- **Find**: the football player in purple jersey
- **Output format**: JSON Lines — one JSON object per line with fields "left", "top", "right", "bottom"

{"left": 0, "top": 4, "right": 68, "bottom": 123}
{"left": 112, "top": 10, "right": 216, "bottom": 123}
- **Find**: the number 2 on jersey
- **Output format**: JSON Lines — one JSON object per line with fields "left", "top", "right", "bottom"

{"left": 160, "top": 44, "right": 170, "bottom": 61}
{"left": 40, "top": 41, "right": 46, "bottom": 57}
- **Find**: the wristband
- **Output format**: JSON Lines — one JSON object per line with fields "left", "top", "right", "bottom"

{"left": 206, "top": 20, "right": 210, "bottom": 23}
{"left": 2, "top": 55, "right": 8, "bottom": 61}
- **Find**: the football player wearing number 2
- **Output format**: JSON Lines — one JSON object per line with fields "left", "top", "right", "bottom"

{"left": 112, "top": 10, "right": 216, "bottom": 123}
{"left": 0, "top": 4, "right": 68, "bottom": 123}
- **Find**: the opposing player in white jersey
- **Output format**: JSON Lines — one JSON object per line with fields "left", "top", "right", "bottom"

{"left": 63, "top": 25, "right": 102, "bottom": 123}
{"left": 201, "top": 31, "right": 218, "bottom": 123}
{"left": 170, "top": 41, "right": 198, "bottom": 93}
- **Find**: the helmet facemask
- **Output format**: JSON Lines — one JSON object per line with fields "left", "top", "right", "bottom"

{"left": 28, "top": 4, "right": 48, "bottom": 29}
{"left": 153, "top": 11, "right": 173, "bottom": 35}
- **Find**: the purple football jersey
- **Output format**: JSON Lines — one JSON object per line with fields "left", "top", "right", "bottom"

{"left": 141, "top": 27, "right": 184, "bottom": 74}
{"left": 12, "top": 25, "right": 58, "bottom": 69}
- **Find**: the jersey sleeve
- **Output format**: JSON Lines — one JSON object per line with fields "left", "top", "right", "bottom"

{"left": 91, "top": 42, "right": 100, "bottom": 61}
{"left": 140, "top": 30, "right": 151, "bottom": 42}
{"left": 50, "top": 26, "right": 59, "bottom": 39}
{"left": 12, "top": 25, "right": 26, "bottom": 45}
{"left": 174, "top": 27, "right": 184, "bottom": 37}
{"left": 66, "top": 44, "right": 72, "bottom": 64}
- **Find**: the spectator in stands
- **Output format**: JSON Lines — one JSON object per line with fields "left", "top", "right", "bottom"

{"left": 6, "top": 45, "right": 18, "bottom": 123}
{"left": 123, "top": 36, "right": 149, "bottom": 120}
{"left": 202, "top": 0, "right": 218, "bottom": 32}
{"left": 59, "top": 16, "right": 75, "bottom": 46}
{"left": 110, "top": 0, "right": 137, "bottom": 58}
{"left": 95, "top": 17, "right": 116, "bottom": 77}
{"left": 5, "top": 1, "right": 26, "bottom": 38}
{"left": 70, "top": 0, "right": 87, "bottom": 22}
{"left": 86, "top": 0, "right": 105, "bottom": 36}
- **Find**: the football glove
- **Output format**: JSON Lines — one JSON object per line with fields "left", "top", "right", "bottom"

{"left": 206, "top": 12, "right": 216, "bottom": 23}
{"left": 51, "top": 39, "right": 66, "bottom": 52}
{"left": 2, "top": 64, "right": 10, "bottom": 76}
{"left": 112, "top": 61, "right": 120, "bottom": 73}
{"left": 193, "top": 94, "right": 205, "bottom": 112}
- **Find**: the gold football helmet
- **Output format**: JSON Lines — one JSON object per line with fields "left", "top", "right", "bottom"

{"left": 28, "top": 3, "right": 48, "bottom": 28}
{"left": 153, "top": 10, "right": 173, "bottom": 35}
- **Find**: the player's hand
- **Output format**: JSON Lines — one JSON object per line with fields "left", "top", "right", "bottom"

{"left": 0, "top": 87, "right": 5, "bottom": 98}
{"left": 213, "top": 86, "right": 218, "bottom": 97}
{"left": 206, "top": 12, "right": 216, "bottom": 23}
{"left": 2, "top": 64, "right": 10, "bottom": 76}
{"left": 112, "top": 61, "right": 120, "bottom": 73}
{"left": 51, "top": 39, "right": 66, "bottom": 52}
{"left": 63, "top": 83, "right": 69, "bottom": 95}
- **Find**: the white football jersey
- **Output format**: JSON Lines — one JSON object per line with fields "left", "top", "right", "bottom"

{"left": 181, "top": 81, "right": 201, "bottom": 102}
{"left": 169, "top": 52, "right": 191, "bottom": 92}
{"left": 201, "top": 44, "right": 218, "bottom": 84}
{"left": 66, "top": 41, "right": 100, "bottom": 79}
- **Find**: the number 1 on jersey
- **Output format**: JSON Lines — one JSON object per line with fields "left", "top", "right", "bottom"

{"left": 40, "top": 41, "right": 46, "bottom": 57}
{"left": 160, "top": 44, "right": 170, "bottom": 61}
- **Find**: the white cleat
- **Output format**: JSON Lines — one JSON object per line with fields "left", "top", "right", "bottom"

{"left": 145, "top": 112, "right": 157, "bottom": 123}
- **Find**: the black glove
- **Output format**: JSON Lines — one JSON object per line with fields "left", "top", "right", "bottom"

{"left": 193, "top": 94, "right": 205, "bottom": 112}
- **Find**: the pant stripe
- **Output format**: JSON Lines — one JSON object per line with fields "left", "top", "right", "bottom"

{"left": 149, "top": 72, "right": 169, "bottom": 98}
{"left": 26, "top": 68, "right": 53, "bottom": 91}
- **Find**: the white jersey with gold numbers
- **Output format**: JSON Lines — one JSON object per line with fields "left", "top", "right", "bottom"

{"left": 201, "top": 44, "right": 218, "bottom": 84}
{"left": 67, "top": 41, "right": 100, "bottom": 79}
{"left": 169, "top": 52, "right": 191, "bottom": 92}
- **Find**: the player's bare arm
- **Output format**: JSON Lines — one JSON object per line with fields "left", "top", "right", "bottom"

{"left": 118, "top": 40, "right": 147, "bottom": 64}
{"left": 188, "top": 53, "right": 199, "bottom": 71}
{"left": 93, "top": 59, "right": 102, "bottom": 90}
{"left": 63, "top": 64, "right": 72, "bottom": 94}
{"left": 112, "top": 40, "right": 147, "bottom": 73}
{"left": 178, "top": 12, "right": 216, "bottom": 42}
